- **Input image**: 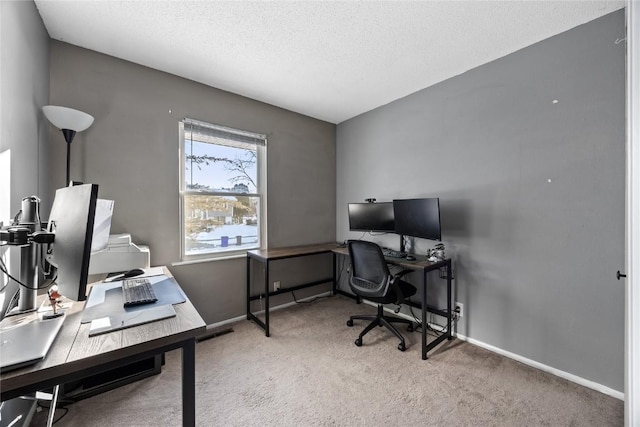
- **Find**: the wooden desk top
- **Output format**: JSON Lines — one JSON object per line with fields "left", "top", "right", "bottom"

{"left": 246, "top": 242, "right": 450, "bottom": 271}
{"left": 247, "top": 242, "right": 340, "bottom": 262}
{"left": 331, "top": 246, "right": 450, "bottom": 271}
{"left": 0, "top": 267, "right": 206, "bottom": 398}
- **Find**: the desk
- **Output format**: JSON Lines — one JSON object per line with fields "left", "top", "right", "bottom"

{"left": 332, "top": 247, "right": 453, "bottom": 360}
{"left": 245, "top": 243, "right": 452, "bottom": 359}
{"left": 246, "top": 243, "right": 338, "bottom": 337}
{"left": 0, "top": 268, "right": 206, "bottom": 426}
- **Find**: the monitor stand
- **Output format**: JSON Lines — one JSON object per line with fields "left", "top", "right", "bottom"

{"left": 399, "top": 235, "right": 406, "bottom": 253}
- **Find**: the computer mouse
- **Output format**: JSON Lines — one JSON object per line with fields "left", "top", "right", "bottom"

{"left": 123, "top": 268, "right": 145, "bottom": 278}
{"left": 405, "top": 255, "right": 416, "bottom": 261}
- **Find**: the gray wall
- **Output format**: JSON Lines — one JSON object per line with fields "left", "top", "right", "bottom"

{"left": 0, "top": 1, "right": 50, "bottom": 315}
{"left": 336, "top": 10, "right": 625, "bottom": 392}
{"left": 48, "top": 42, "right": 336, "bottom": 325}
{"left": 3, "top": 0, "right": 624, "bottom": 394}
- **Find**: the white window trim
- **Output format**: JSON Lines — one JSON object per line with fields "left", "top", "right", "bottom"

{"left": 179, "top": 119, "right": 267, "bottom": 262}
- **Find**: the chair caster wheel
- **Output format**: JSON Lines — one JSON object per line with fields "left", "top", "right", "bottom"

{"left": 407, "top": 323, "right": 414, "bottom": 332}
{"left": 347, "top": 319, "right": 354, "bottom": 327}
{"left": 355, "top": 338, "right": 363, "bottom": 347}
{"left": 398, "top": 342, "right": 406, "bottom": 352}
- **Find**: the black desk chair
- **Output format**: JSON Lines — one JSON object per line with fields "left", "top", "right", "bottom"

{"left": 346, "top": 240, "right": 417, "bottom": 351}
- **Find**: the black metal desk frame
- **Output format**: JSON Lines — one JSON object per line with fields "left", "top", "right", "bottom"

{"left": 1, "top": 340, "right": 196, "bottom": 426}
{"left": 246, "top": 243, "right": 453, "bottom": 359}
{"left": 246, "top": 243, "right": 338, "bottom": 337}
{"left": 405, "top": 258, "right": 453, "bottom": 360}
{"left": 0, "top": 269, "right": 204, "bottom": 427}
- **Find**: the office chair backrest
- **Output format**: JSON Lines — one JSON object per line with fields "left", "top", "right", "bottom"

{"left": 347, "top": 240, "right": 392, "bottom": 299}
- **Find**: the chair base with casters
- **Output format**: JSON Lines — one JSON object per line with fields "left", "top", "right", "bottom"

{"left": 347, "top": 303, "right": 414, "bottom": 351}
{"left": 345, "top": 239, "right": 418, "bottom": 352}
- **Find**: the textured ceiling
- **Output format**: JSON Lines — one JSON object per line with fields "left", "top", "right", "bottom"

{"left": 34, "top": 1, "right": 625, "bottom": 124}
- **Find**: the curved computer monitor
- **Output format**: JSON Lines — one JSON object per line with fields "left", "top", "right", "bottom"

{"left": 45, "top": 183, "right": 99, "bottom": 301}
{"left": 393, "top": 198, "right": 441, "bottom": 241}
{"left": 348, "top": 202, "right": 395, "bottom": 232}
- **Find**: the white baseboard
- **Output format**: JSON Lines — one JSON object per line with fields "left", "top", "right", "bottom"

{"left": 206, "top": 314, "right": 246, "bottom": 331}
{"left": 455, "top": 332, "right": 624, "bottom": 401}
{"left": 205, "top": 291, "right": 333, "bottom": 331}
{"left": 208, "top": 295, "right": 624, "bottom": 401}
{"left": 348, "top": 300, "right": 624, "bottom": 400}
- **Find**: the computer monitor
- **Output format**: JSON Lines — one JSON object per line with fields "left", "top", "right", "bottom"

{"left": 45, "top": 183, "right": 99, "bottom": 301}
{"left": 348, "top": 202, "right": 395, "bottom": 232}
{"left": 393, "top": 198, "right": 441, "bottom": 241}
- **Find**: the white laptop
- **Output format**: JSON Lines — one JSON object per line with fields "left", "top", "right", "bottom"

{"left": 0, "top": 315, "right": 65, "bottom": 373}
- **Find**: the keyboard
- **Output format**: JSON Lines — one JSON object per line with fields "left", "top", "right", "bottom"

{"left": 381, "top": 248, "right": 406, "bottom": 258}
{"left": 122, "top": 278, "right": 158, "bottom": 307}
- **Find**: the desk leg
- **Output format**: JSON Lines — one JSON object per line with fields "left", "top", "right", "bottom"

{"left": 422, "top": 270, "right": 428, "bottom": 360}
{"left": 447, "top": 260, "right": 453, "bottom": 340}
{"left": 46, "top": 385, "right": 60, "bottom": 427}
{"left": 182, "top": 338, "right": 196, "bottom": 427}
{"left": 265, "top": 260, "right": 270, "bottom": 337}
{"left": 246, "top": 256, "right": 251, "bottom": 320}
{"left": 332, "top": 253, "right": 337, "bottom": 295}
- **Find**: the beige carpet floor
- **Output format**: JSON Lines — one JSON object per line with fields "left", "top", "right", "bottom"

{"left": 34, "top": 296, "right": 623, "bottom": 426}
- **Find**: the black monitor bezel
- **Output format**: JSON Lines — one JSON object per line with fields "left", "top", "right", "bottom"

{"left": 347, "top": 202, "right": 395, "bottom": 233}
{"left": 392, "top": 198, "right": 442, "bottom": 241}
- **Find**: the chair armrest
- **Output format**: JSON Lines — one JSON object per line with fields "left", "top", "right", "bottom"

{"left": 393, "top": 269, "right": 413, "bottom": 279}
{"left": 389, "top": 277, "right": 409, "bottom": 305}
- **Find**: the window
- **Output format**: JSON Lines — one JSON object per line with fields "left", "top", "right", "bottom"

{"left": 179, "top": 118, "right": 266, "bottom": 260}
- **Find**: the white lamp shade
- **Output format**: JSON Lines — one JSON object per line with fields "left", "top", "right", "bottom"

{"left": 42, "top": 105, "right": 94, "bottom": 132}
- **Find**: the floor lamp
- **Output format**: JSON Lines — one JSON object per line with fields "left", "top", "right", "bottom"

{"left": 42, "top": 106, "right": 94, "bottom": 186}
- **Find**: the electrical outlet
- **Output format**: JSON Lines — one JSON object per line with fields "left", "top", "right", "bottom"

{"left": 455, "top": 302, "right": 464, "bottom": 318}
{"left": 274, "top": 281, "right": 281, "bottom": 291}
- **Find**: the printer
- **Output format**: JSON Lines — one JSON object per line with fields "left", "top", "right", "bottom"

{"left": 89, "top": 233, "right": 150, "bottom": 275}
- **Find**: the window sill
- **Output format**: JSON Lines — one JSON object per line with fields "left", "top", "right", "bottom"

{"left": 172, "top": 253, "right": 247, "bottom": 266}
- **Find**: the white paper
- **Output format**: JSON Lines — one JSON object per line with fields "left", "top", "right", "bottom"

{"left": 90, "top": 317, "right": 111, "bottom": 330}
{"left": 91, "top": 199, "right": 114, "bottom": 252}
{"left": 140, "top": 267, "right": 165, "bottom": 278}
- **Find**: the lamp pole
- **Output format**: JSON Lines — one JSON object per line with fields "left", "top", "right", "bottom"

{"left": 62, "top": 129, "right": 77, "bottom": 185}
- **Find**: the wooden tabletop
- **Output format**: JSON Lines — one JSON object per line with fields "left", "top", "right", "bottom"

{"left": 0, "top": 268, "right": 205, "bottom": 399}
{"left": 331, "top": 245, "right": 449, "bottom": 270}
{"left": 247, "top": 242, "right": 340, "bottom": 261}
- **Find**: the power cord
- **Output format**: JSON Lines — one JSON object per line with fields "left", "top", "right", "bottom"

{"left": 0, "top": 253, "right": 55, "bottom": 292}
{"left": 291, "top": 290, "right": 332, "bottom": 304}
{"left": 406, "top": 300, "right": 449, "bottom": 337}
{"left": 37, "top": 401, "right": 70, "bottom": 425}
